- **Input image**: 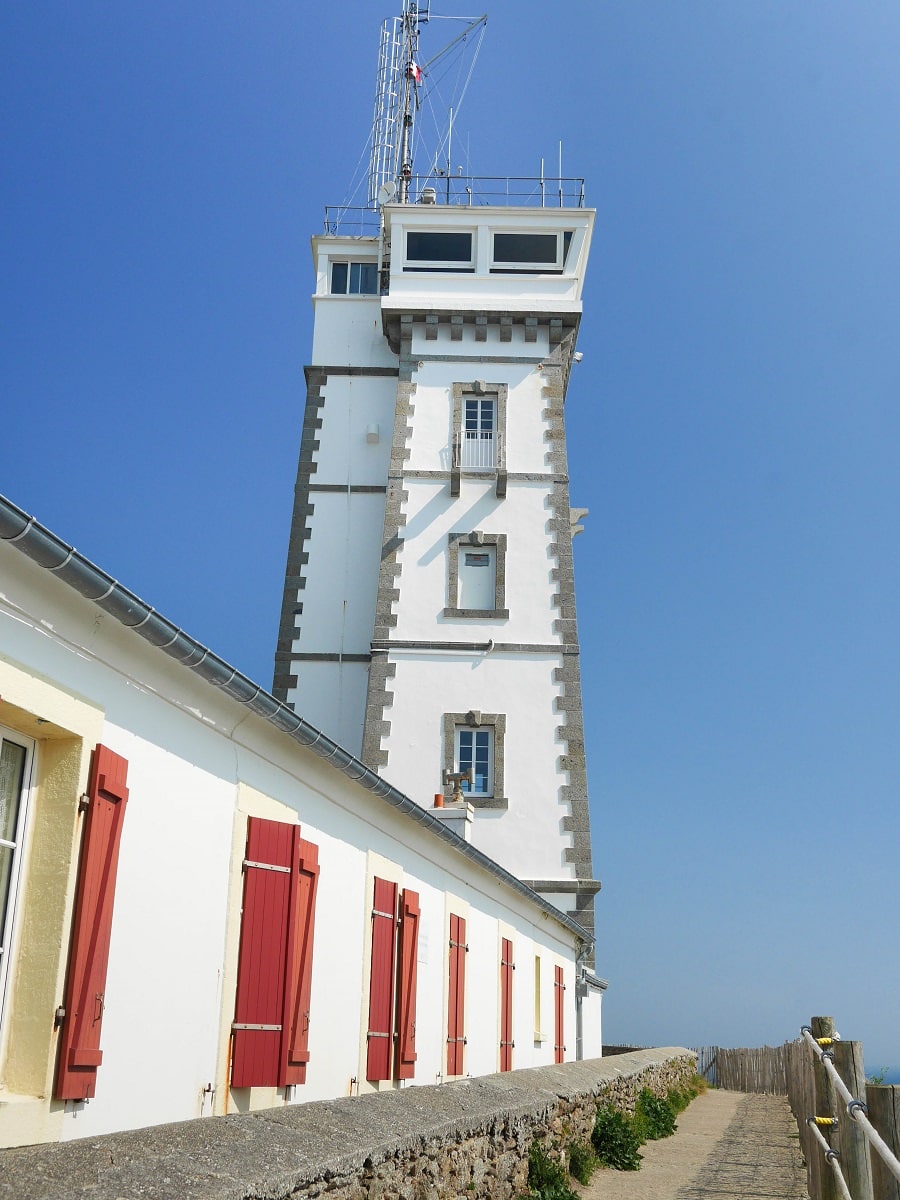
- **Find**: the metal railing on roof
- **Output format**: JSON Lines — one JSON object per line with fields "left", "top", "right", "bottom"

{"left": 323, "top": 174, "right": 587, "bottom": 234}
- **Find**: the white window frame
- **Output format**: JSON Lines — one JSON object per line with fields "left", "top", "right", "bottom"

{"left": 461, "top": 395, "right": 495, "bottom": 470}
{"left": 0, "top": 727, "right": 35, "bottom": 1034}
{"left": 455, "top": 726, "right": 493, "bottom": 797}
{"left": 442, "top": 712, "right": 507, "bottom": 809}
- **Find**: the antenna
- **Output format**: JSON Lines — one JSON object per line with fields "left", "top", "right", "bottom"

{"left": 367, "top": 4, "right": 487, "bottom": 208}
{"left": 368, "top": 1, "right": 429, "bottom": 207}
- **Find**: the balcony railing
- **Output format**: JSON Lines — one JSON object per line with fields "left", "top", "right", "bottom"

{"left": 406, "top": 174, "right": 586, "bottom": 208}
{"left": 323, "top": 176, "right": 587, "bottom": 234}
{"left": 452, "top": 430, "right": 498, "bottom": 471}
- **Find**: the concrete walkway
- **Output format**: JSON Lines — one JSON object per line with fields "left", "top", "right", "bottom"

{"left": 576, "top": 1089, "right": 809, "bottom": 1200}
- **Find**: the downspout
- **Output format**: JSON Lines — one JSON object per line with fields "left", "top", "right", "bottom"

{"left": 575, "top": 939, "right": 592, "bottom": 1061}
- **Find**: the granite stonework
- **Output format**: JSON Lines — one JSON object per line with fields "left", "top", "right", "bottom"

{"left": 3, "top": 1050, "right": 696, "bottom": 1200}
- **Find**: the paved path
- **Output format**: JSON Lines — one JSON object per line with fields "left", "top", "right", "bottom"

{"left": 576, "top": 1089, "right": 809, "bottom": 1200}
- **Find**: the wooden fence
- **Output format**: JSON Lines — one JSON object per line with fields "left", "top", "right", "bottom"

{"left": 697, "top": 1020, "right": 900, "bottom": 1200}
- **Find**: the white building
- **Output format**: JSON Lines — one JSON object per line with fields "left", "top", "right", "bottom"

{"left": 273, "top": 195, "right": 602, "bottom": 944}
{"left": 0, "top": 496, "right": 602, "bottom": 1149}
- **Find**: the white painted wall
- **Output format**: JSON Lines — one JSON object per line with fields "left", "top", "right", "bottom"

{"left": 287, "top": 370, "right": 395, "bottom": 745}
{"left": 404, "top": 358, "right": 553, "bottom": 478}
{"left": 313, "top": 374, "right": 395, "bottom": 484}
{"left": 0, "top": 545, "right": 591, "bottom": 1147}
{"left": 295, "top": 492, "right": 385, "bottom": 652}
{"left": 60, "top": 724, "right": 234, "bottom": 1140}
{"left": 396, "top": 480, "right": 561, "bottom": 645}
{"left": 310, "top": 298, "right": 395, "bottom": 368}
{"left": 378, "top": 653, "right": 574, "bottom": 881}
{"left": 285, "top": 659, "right": 369, "bottom": 756}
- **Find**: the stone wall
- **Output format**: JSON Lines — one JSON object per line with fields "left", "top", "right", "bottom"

{"left": 4, "top": 1049, "right": 696, "bottom": 1200}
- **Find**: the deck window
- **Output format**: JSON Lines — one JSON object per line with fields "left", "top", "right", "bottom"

{"left": 491, "top": 230, "right": 573, "bottom": 274}
{"left": 405, "top": 231, "right": 474, "bottom": 271}
{"left": 330, "top": 260, "right": 378, "bottom": 295}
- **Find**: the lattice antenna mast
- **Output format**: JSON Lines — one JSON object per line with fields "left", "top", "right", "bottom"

{"left": 369, "top": 1, "right": 429, "bottom": 207}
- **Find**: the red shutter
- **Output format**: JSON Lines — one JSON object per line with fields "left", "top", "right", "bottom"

{"left": 281, "top": 837, "right": 319, "bottom": 1086}
{"left": 366, "top": 877, "right": 397, "bottom": 1081}
{"left": 447, "top": 913, "right": 467, "bottom": 1076}
{"left": 55, "top": 744, "right": 129, "bottom": 1100}
{"left": 499, "top": 937, "right": 514, "bottom": 1072}
{"left": 231, "top": 818, "right": 296, "bottom": 1087}
{"left": 554, "top": 964, "right": 565, "bottom": 1064}
{"left": 395, "top": 888, "right": 419, "bottom": 1080}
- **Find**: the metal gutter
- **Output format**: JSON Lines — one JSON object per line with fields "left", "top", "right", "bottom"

{"left": 0, "top": 494, "right": 592, "bottom": 948}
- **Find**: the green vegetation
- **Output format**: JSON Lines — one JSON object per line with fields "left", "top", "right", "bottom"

{"left": 591, "top": 1104, "right": 644, "bottom": 1171}
{"left": 523, "top": 1073, "right": 709, "bottom": 1193}
{"left": 634, "top": 1087, "right": 677, "bottom": 1141}
{"left": 668, "top": 1073, "right": 708, "bottom": 1112}
{"left": 523, "top": 1141, "right": 579, "bottom": 1200}
{"left": 566, "top": 1139, "right": 599, "bottom": 1185}
{"left": 592, "top": 1074, "right": 708, "bottom": 1173}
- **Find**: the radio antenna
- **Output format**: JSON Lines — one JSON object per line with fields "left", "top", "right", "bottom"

{"left": 368, "top": 3, "right": 487, "bottom": 207}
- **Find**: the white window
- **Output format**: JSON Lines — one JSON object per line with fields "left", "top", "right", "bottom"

{"left": 0, "top": 728, "right": 34, "bottom": 1030}
{"left": 456, "top": 727, "right": 493, "bottom": 797}
{"left": 330, "top": 260, "right": 378, "bottom": 295}
{"left": 461, "top": 396, "right": 495, "bottom": 469}
{"left": 458, "top": 547, "right": 496, "bottom": 610}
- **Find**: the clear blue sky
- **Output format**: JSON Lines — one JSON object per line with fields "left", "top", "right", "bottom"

{"left": 3, "top": 2, "right": 899, "bottom": 1073}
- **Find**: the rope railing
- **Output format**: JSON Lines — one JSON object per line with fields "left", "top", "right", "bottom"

{"left": 806, "top": 1116, "right": 853, "bottom": 1200}
{"left": 801, "top": 1025, "right": 900, "bottom": 1190}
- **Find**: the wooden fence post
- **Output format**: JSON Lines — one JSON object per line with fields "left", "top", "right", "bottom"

{"left": 866, "top": 1085, "right": 900, "bottom": 1200}
{"left": 811, "top": 1016, "right": 839, "bottom": 1200}
{"left": 833, "top": 1040, "right": 874, "bottom": 1200}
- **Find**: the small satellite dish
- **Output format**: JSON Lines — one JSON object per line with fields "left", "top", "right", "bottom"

{"left": 377, "top": 181, "right": 397, "bottom": 206}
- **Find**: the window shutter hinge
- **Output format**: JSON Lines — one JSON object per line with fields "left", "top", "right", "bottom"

{"left": 78, "top": 794, "right": 90, "bottom": 813}
{"left": 54, "top": 1005, "right": 66, "bottom": 1027}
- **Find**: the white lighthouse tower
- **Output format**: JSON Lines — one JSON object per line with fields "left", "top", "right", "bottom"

{"left": 273, "top": 2, "right": 601, "bottom": 945}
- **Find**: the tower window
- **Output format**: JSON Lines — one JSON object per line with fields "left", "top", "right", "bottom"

{"left": 456, "top": 727, "right": 493, "bottom": 796}
{"left": 444, "top": 531, "right": 508, "bottom": 619}
{"left": 462, "top": 397, "right": 495, "bottom": 469}
{"left": 330, "top": 260, "right": 378, "bottom": 295}
{"left": 442, "top": 712, "right": 507, "bottom": 809}
{"left": 450, "top": 382, "right": 508, "bottom": 499}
